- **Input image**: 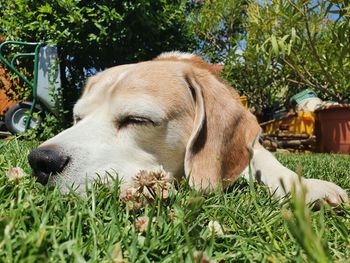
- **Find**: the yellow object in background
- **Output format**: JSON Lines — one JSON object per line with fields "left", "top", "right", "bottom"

{"left": 262, "top": 111, "right": 315, "bottom": 136}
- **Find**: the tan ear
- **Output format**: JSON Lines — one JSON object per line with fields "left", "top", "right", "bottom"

{"left": 184, "top": 68, "right": 261, "bottom": 192}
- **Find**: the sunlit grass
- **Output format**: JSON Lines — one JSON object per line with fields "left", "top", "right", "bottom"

{"left": 0, "top": 139, "right": 349, "bottom": 262}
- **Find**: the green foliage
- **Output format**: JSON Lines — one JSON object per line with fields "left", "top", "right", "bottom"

{"left": 0, "top": 139, "right": 350, "bottom": 261}
{"left": 247, "top": 0, "right": 350, "bottom": 102}
{"left": 0, "top": 0, "right": 195, "bottom": 122}
{"left": 191, "top": 0, "right": 350, "bottom": 119}
{"left": 189, "top": 0, "right": 248, "bottom": 62}
{"left": 20, "top": 112, "right": 66, "bottom": 141}
{"left": 25, "top": 57, "right": 66, "bottom": 139}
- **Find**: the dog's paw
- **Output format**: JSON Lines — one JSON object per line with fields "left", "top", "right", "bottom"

{"left": 303, "top": 178, "right": 349, "bottom": 206}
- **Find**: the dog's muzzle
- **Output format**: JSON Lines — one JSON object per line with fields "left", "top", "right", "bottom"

{"left": 28, "top": 146, "right": 70, "bottom": 185}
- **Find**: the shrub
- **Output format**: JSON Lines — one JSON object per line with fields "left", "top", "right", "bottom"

{"left": 191, "top": 0, "right": 350, "bottom": 120}
{"left": 0, "top": 0, "right": 195, "bottom": 132}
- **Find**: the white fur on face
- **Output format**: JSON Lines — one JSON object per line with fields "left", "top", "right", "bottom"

{"left": 40, "top": 65, "right": 194, "bottom": 193}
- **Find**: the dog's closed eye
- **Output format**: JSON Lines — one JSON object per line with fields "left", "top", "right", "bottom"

{"left": 119, "top": 116, "right": 159, "bottom": 128}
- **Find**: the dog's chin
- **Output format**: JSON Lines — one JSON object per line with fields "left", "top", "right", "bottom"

{"left": 47, "top": 174, "right": 87, "bottom": 195}
{"left": 46, "top": 168, "right": 120, "bottom": 195}
{"left": 56, "top": 182, "right": 87, "bottom": 195}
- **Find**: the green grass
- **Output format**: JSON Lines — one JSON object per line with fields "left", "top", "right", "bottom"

{"left": 0, "top": 139, "right": 349, "bottom": 262}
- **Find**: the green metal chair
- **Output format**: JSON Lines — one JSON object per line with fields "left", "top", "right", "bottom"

{"left": 0, "top": 41, "right": 61, "bottom": 134}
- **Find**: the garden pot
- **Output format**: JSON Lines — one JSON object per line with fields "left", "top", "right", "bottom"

{"left": 315, "top": 104, "right": 350, "bottom": 154}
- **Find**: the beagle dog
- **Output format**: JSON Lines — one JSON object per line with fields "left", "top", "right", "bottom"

{"left": 28, "top": 52, "right": 348, "bottom": 205}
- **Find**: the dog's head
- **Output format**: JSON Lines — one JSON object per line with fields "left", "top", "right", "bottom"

{"left": 28, "top": 52, "right": 260, "bottom": 193}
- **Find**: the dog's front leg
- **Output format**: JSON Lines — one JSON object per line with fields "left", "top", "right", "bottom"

{"left": 242, "top": 143, "right": 349, "bottom": 205}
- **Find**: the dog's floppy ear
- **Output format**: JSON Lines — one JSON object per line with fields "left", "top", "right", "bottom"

{"left": 184, "top": 68, "right": 261, "bottom": 192}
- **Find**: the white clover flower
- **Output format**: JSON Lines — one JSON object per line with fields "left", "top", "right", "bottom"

{"left": 6, "top": 167, "right": 27, "bottom": 181}
{"left": 207, "top": 220, "right": 224, "bottom": 236}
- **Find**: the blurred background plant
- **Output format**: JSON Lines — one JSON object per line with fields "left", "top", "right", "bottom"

{"left": 190, "top": 0, "right": 350, "bottom": 121}
{"left": 0, "top": 0, "right": 196, "bottom": 135}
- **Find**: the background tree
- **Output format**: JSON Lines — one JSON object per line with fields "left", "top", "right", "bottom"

{"left": 191, "top": 0, "right": 350, "bottom": 121}
{"left": 189, "top": 0, "right": 248, "bottom": 62}
{"left": 0, "top": 0, "right": 196, "bottom": 113}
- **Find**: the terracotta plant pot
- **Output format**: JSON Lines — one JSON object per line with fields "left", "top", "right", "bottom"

{"left": 315, "top": 104, "right": 350, "bottom": 154}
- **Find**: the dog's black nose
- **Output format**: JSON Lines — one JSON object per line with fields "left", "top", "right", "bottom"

{"left": 28, "top": 147, "right": 70, "bottom": 185}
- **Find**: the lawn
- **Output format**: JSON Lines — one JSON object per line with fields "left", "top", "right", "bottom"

{"left": 0, "top": 139, "right": 349, "bottom": 262}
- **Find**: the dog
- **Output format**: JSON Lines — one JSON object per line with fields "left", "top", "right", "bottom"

{"left": 28, "top": 52, "right": 348, "bottom": 205}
